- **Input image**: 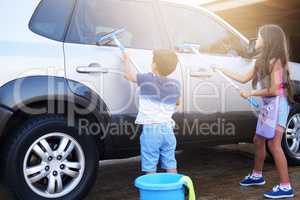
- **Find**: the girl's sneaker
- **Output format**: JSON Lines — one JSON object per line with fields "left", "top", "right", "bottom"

{"left": 240, "top": 174, "right": 266, "bottom": 186}
{"left": 264, "top": 185, "right": 294, "bottom": 199}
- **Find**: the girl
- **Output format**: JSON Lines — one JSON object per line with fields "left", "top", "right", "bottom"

{"left": 218, "top": 24, "right": 295, "bottom": 199}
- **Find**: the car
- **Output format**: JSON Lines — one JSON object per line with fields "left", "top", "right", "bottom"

{"left": 0, "top": 0, "right": 299, "bottom": 199}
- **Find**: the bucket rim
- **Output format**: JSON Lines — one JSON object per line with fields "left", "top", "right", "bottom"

{"left": 134, "top": 173, "right": 184, "bottom": 191}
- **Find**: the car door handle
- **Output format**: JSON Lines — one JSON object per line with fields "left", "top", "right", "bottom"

{"left": 76, "top": 63, "right": 109, "bottom": 74}
{"left": 190, "top": 69, "right": 213, "bottom": 78}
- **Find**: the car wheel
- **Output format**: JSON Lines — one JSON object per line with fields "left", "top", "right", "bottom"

{"left": 282, "top": 105, "right": 300, "bottom": 165}
{"left": 5, "top": 115, "right": 99, "bottom": 200}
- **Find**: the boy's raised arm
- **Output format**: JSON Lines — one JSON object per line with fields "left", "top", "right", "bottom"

{"left": 123, "top": 52, "right": 137, "bottom": 83}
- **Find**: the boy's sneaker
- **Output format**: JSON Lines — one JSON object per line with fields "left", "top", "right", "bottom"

{"left": 264, "top": 185, "right": 294, "bottom": 199}
{"left": 240, "top": 174, "right": 266, "bottom": 186}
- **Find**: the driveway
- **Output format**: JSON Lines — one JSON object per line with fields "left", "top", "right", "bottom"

{"left": 1, "top": 144, "right": 299, "bottom": 200}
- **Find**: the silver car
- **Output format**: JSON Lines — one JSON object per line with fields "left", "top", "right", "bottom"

{"left": 0, "top": 0, "right": 299, "bottom": 199}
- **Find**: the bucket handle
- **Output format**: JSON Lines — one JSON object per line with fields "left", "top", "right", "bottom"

{"left": 180, "top": 176, "right": 196, "bottom": 200}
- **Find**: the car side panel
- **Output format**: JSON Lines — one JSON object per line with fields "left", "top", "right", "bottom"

{"left": 0, "top": 76, "right": 111, "bottom": 134}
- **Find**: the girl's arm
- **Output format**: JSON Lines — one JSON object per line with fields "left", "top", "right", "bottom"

{"left": 123, "top": 52, "right": 137, "bottom": 82}
{"left": 241, "top": 60, "right": 282, "bottom": 98}
{"left": 219, "top": 67, "right": 255, "bottom": 84}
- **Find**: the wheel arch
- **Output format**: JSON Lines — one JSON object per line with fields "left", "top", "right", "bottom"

{"left": 0, "top": 76, "right": 111, "bottom": 158}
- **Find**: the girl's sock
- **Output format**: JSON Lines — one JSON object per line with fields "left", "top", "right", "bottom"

{"left": 280, "top": 183, "right": 292, "bottom": 190}
{"left": 251, "top": 170, "right": 263, "bottom": 178}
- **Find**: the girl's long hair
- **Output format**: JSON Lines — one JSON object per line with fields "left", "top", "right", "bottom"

{"left": 252, "top": 24, "right": 294, "bottom": 103}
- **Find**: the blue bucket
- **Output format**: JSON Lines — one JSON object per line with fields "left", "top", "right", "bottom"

{"left": 135, "top": 173, "right": 195, "bottom": 200}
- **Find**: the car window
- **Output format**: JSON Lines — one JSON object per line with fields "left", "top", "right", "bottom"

{"left": 162, "top": 4, "right": 247, "bottom": 57}
{"left": 65, "top": 0, "right": 164, "bottom": 49}
{"left": 29, "top": 0, "right": 75, "bottom": 42}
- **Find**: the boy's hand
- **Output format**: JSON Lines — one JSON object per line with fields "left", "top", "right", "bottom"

{"left": 122, "top": 51, "right": 137, "bottom": 82}
{"left": 240, "top": 91, "right": 251, "bottom": 99}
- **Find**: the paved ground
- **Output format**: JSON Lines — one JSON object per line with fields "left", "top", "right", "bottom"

{"left": 1, "top": 144, "right": 299, "bottom": 200}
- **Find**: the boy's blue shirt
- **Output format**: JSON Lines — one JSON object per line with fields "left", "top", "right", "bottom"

{"left": 135, "top": 72, "right": 181, "bottom": 125}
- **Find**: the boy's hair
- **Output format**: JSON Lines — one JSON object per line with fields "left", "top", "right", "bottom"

{"left": 153, "top": 49, "right": 178, "bottom": 76}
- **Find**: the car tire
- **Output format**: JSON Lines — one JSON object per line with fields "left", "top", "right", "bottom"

{"left": 282, "top": 104, "right": 300, "bottom": 165}
{"left": 4, "top": 115, "right": 99, "bottom": 200}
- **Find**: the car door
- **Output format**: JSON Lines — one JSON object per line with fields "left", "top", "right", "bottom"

{"left": 160, "top": 2, "right": 257, "bottom": 142}
{"left": 63, "top": 0, "right": 174, "bottom": 150}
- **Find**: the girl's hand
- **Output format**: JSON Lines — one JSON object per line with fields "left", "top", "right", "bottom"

{"left": 212, "top": 66, "right": 225, "bottom": 73}
{"left": 123, "top": 52, "right": 129, "bottom": 62}
{"left": 240, "top": 91, "right": 251, "bottom": 99}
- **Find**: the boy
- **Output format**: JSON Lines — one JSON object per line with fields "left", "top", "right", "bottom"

{"left": 123, "top": 49, "right": 180, "bottom": 174}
